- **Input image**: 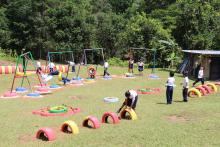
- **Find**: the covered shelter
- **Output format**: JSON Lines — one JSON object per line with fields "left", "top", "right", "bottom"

{"left": 181, "top": 50, "right": 220, "bottom": 80}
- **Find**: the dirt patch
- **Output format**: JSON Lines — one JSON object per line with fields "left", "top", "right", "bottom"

{"left": 70, "top": 95, "right": 85, "bottom": 100}
{"left": 18, "top": 134, "right": 36, "bottom": 143}
{"left": 166, "top": 114, "right": 191, "bottom": 123}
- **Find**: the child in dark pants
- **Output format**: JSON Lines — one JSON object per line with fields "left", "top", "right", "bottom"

{"left": 117, "top": 90, "right": 138, "bottom": 113}
{"left": 182, "top": 72, "right": 189, "bottom": 102}
{"left": 193, "top": 66, "right": 204, "bottom": 86}
{"left": 166, "top": 72, "right": 175, "bottom": 104}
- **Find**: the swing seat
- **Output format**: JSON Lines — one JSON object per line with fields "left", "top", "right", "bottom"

{"left": 16, "top": 71, "right": 35, "bottom": 77}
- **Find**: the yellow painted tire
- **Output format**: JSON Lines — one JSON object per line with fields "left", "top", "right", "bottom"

{"left": 61, "top": 120, "right": 79, "bottom": 135}
{"left": 120, "top": 108, "right": 137, "bottom": 120}
{"left": 188, "top": 88, "right": 202, "bottom": 98}
{"left": 58, "top": 72, "right": 62, "bottom": 81}
{"left": 16, "top": 71, "right": 35, "bottom": 76}
{"left": 206, "top": 83, "right": 217, "bottom": 92}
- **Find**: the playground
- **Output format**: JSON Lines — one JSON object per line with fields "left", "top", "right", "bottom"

{"left": 0, "top": 52, "right": 219, "bottom": 147}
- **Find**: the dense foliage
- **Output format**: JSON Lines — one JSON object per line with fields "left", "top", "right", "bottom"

{"left": 0, "top": 0, "right": 219, "bottom": 67}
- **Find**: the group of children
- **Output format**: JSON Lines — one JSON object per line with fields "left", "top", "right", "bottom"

{"left": 166, "top": 66, "right": 204, "bottom": 104}
{"left": 128, "top": 58, "right": 144, "bottom": 75}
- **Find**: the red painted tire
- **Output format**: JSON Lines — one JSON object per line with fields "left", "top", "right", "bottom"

{"left": 101, "top": 112, "right": 120, "bottom": 124}
{"left": 82, "top": 116, "right": 100, "bottom": 129}
{"left": 201, "top": 85, "right": 212, "bottom": 94}
{"left": 196, "top": 86, "right": 207, "bottom": 96}
{"left": 36, "top": 127, "right": 56, "bottom": 141}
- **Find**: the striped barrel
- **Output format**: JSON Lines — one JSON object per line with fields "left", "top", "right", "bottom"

{"left": 0, "top": 66, "right": 22, "bottom": 74}
{"left": 41, "top": 65, "right": 69, "bottom": 73}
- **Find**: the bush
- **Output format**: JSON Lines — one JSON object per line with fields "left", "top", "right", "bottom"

{"left": 108, "top": 57, "right": 127, "bottom": 67}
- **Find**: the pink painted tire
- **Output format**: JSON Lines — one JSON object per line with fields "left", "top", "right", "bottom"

{"left": 201, "top": 85, "right": 212, "bottom": 94}
{"left": 82, "top": 116, "right": 100, "bottom": 129}
{"left": 196, "top": 86, "right": 207, "bottom": 96}
{"left": 36, "top": 127, "right": 56, "bottom": 141}
{"left": 101, "top": 112, "right": 120, "bottom": 124}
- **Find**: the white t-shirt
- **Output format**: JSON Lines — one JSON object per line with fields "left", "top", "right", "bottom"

{"left": 126, "top": 90, "right": 138, "bottom": 106}
{"left": 36, "top": 61, "right": 41, "bottom": 68}
{"left": 69, "top": 61, "right": 75, "bottom": 66}
{"left": 167, "top": 77, "right": 175, "bottom": 87}
{"left": 104, "top": 62, "right": 109, "bottom": 68}
{"left": 138, "top": 62, "right": 144, "bottom": 67}
{"left": 48, "top": 62, "right": 55, "bottom": 68}
{"left": 183, "top": 77, "right": 189, "bottom": 88}
{"left": 198, "top": 70, "right": 204, "bottom": 78}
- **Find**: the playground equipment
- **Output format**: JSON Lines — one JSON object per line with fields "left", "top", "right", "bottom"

{"left": 2, "top": 52, "right": 43, "bottom": 98}
{"left": 137, "top": 88, "right": 161, "bottom": 95}
{"left": 82, "top": 116, "right": 100, "bottom": 129}
{"left": 36, "top": 128, "right": 56, "bottom": 141}
{"left": 101, "top": 112, "right": 120, "bottom": 124}
{"left": 61, "top": 120, "right": 79, "bottom": 134}
{"left": 188, "top": 88, "right": 202, "bottom": 97}
{"left": 76, "top": 48, "right": 105, "bottom": 79}
{"left": 103, "top": 97, "right": 119, "bottom": 103}
{"left": 32, "top": 105, "right": 80, "bottom": 117}
{"left": 188, "top": 83, "right": 218, "bottom": 98}
{"left": 119, "top": 108, "right": 137, "bottom": 120}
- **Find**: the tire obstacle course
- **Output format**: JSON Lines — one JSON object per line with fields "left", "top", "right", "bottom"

{"left": 36, "top": 109, "right": 137, "bottom": 141}
{"left": 136, "top": 88, "right": 161, "bottom": 95}
{"left": 188, "top": 83, "right": 218, "bottom": 98}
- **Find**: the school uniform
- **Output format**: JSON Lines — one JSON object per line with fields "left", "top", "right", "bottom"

{"left": 183, "top": 77, "right": 189, "bottom": 102}
{"left": 103, "top": 62, "right": 110, "bottom": 76}
{"left": 69, "top": 61, "right": 75, "bottom": 72}
{"left": 48, "top": 62, "right": 55, "bottom": 73}
{"left": 193, "top": 69, "right": 204, "bottom": 86}
{"left": 138, "top": 62, "right": 144, "bottom": 72}
{"left": 128, "top": 60, "right": 134, "bottom": 73}
{"left": 36, "top": 61, "right": 42, "bottom": 74}
{"left": 166, "top": 77, "right": 175, "bottom": 104}
{"left": 125, "top": 90, "right": 138, "bottom": 110}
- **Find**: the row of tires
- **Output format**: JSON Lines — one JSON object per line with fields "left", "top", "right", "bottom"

{"left": 0, "top": 65, "right": 69, "bottom": 74}
{"left": 188, "top": 83, "right": 218, "bottom": 98}
{"left": 36, "top": 110, "right": 137, "bottom": 141}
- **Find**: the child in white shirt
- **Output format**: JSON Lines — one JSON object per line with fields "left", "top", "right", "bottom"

{"left": 193, "top": 66, "right": 204, "bottom": 86}
{"left": 182, "top": 72, "right": 189, "bottom": 102}
{"left": 166, "top": 71, "right": 175, "bottom": 104}
{"left": 103, "top": 61, "right": 110, "bottom": 76}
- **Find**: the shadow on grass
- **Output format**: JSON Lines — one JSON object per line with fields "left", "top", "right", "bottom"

{"left": 156, "top": 102, "right": 167, "bottom": 105}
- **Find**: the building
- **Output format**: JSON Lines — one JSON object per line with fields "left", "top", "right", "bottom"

{"left": 181, "top": 50, "right": 220, "bottom": 80}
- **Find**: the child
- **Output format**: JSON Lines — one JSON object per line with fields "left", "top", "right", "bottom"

{"left": 137, "top": 60, "right": 144, "bottom": 75}
{"left": 182, "top": 71, "right": 189, "bottom": 102}
{"left": 48, "top": 62, "right": 55, "bottom": 73}
{"left": 128, "top": 58, "right": 134, "bottom": 73}
{"left": 88, "top": 67, "right": 96, "bottom": 79}
{"left": 103, "top": 61, "right": 110, "bottom": 76}
{"left": 68, "top": 61, "right": 75, "bottom": 72}
{"left": 166, "top": 71, "right": 175, "bottom": 104}
{"left": 36, "top": 61, "right": 42, "bottom": 74}
{"left": 193, "top": 66, "right": 204, "bottom": 86}
{"left": 117, "top": 90, "right": 138, "bottom": 113}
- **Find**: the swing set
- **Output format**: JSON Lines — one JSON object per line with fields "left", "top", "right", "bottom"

{"left": 128, "top": 47, "right": 157, "bottom": 74}
{"left": 76, "top": 48, "right": 105, "bottom": 78}
{"left": 46, "top": 51, "right": 74, "bottom": 81}
{"left": 10, "top": 52, "right": 42, "bottom": 93}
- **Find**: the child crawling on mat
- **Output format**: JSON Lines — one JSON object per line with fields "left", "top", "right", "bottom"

{"left": 117, "top": 90, "right": 138, "bottom": 113}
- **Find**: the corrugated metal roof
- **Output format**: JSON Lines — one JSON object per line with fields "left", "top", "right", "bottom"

{"left": 182, "top": 50, "right": 220, "bottom": 55}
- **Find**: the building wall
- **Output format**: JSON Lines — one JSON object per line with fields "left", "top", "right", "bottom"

{"left": 201, "top": 56, "right": 210, "bottom": 79}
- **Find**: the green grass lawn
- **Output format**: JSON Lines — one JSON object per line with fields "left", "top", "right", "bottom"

{"left": 0, "top": 66, "right": 219, "bottom": 147}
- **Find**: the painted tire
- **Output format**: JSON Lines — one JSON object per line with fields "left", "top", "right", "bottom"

{"left": 196, "top": 86, "right": 207, "bottom": 96}
{"left": 120, "top": 108, "right": 137, "bottom": 120}
{"left": 49, "top": 106, "right": 68, "bottom": 113}
{"left": 201, "top": 85, "right": 212, "bottom": 94}
{"left": 188, "top": 88, "right": 202, "bottom": 97}
{"left": 27, "top": 93, "right": 40, "bottom": 97}
{"left": 49, "top": 84, "right": 60, "bottom": 89}
{"left": 82, "top": 116, "right": 100, "bottom": 129}
{"left": 101, "top": 112, "right": 120, "bottom": 124}
{"left": 16, "top": 87, "right": 27, "bottom": 92}
{"left": 206, "top": 83, "right": 217, "bottom": 92}
{"left": 61, "top": 120, "right": 79, "bottom": 134}
{"left": 58, "top": 72, "right": 62, "bottom": 81}
{"left": 103, "top": 97, "right": 119, "bottom": 103}
{"left": 215, "top": 82, "right": 220, "bottom": 86}
{"left": 16, "top": 71, "right": 35, "bottom": 76}
{"left": 36, "top": 127, "right": 56, "bottom": 141}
